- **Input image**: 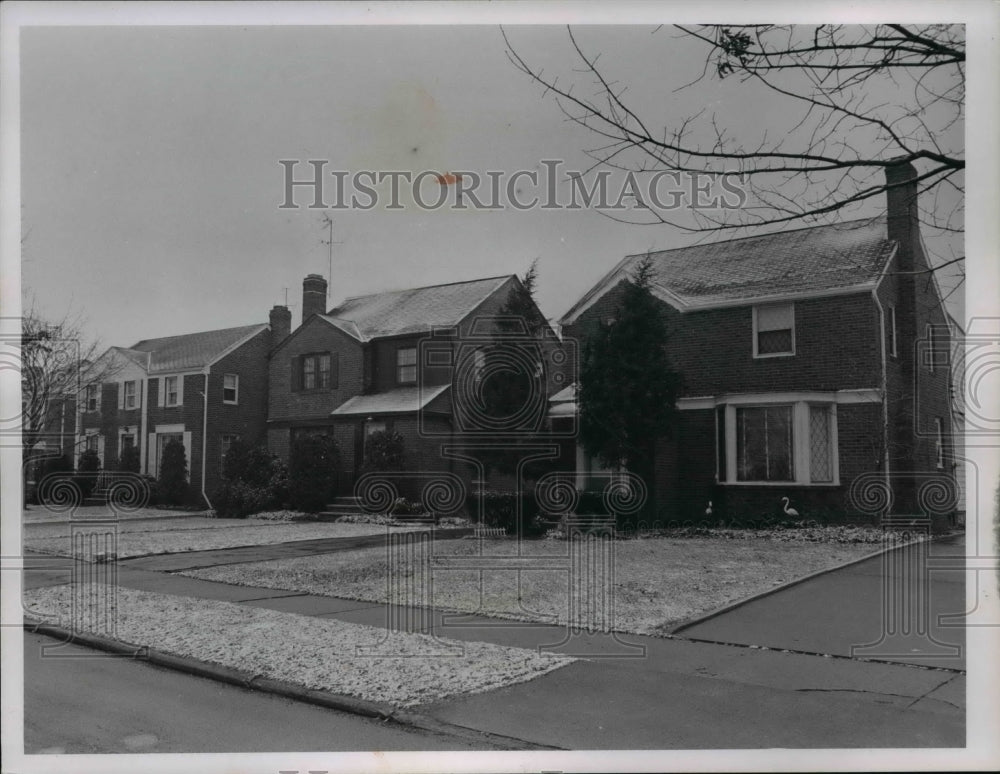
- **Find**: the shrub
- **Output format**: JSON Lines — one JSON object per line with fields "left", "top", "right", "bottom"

{"left": 77, "top": 448, "right": 101, "bottom": 499}
{"left": 158, "top": 439, "right": 190, "bottom": 505}
{"left": 466, "top": 489, "right": 546, "bottom": 536}
{"left": 213, "top": 441, "right": 288, "bottom": 518}
{"left": 362, "top": 430, "right": 406, "bottom": 472}
{"left": 289, "top": 433, "right": 339, "bottom": 513}
{"left": 119, "top": 445, "right": 141, "bottom": 473}
{"left": 389, "top": 497, "right": 428, "bottom": 519}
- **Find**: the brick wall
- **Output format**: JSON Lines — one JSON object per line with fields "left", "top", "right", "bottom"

{"left": 269, "top": 316, "right": 364, "bottom": 422}
{"left": 203, "top": 329, "right": 271, "bottom": 495}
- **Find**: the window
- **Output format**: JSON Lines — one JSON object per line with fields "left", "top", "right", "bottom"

{"left": 300, "top": 353, "right": 333, "bottom": 390}
{"left": 396, "top": 347, "right": 417, "bottom": 384}
{"left": 223, "top": 373, "right": 239, "bottom": 404}
{"left": 85, "top": 384, "right": 100, "bottom": 412}
{"left": 86, "top": 433, "right": 99, "bottom": 452}
{"left": 165, "top": 376, "right": 180, "bottom": 407}
{"left": 221, "top": 433, "right": 240, "bottom": 467}
{"left": 888, "top": 306, "right": 897, "bottom": 358}
{"left": 935, "top": 418, "right": 945, "bottom": 469}
{"left": 123, "top": 380, "right": 137, "bottom": 410}
{"left": 120, "top": 433, "right": 135, "bottom": 452}
{"left": 926, "top": 324, "right": 948, "bottom": 373}
{"left": 736, "top": 405, "right": 794, "bottom": 481}
{"left": 808, "top": 406, "right": 834, "bottom": 483}
{"left": 723, "top": 398, "right": 839, "bottom": 486}
{"left": 753, "top": 303, "right": 795, "bottom": 357}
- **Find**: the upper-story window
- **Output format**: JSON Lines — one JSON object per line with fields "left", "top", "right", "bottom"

{"left": 223, "top": 373, "right": 239, "bottom": 404}
{"left": 123, "top": 380, "right": 137, "bottom": 410}
{"left": 165, "top": 376, "right": 180, "bottom": 407}
{"left": 396, "top": 347, "right": 417, "bottom": 384}
{"left": 753, "top": 303, "right": 795, "bottom": 358}
{"left": 85, "top": 384, "right": 100, "bottom": 412}
{"left": 300, "top": 352, "right": 333, "bottom": 390}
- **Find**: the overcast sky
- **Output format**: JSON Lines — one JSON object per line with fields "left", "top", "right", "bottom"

{"left": 20, "top": 21, "right": 966, "bottom": 348}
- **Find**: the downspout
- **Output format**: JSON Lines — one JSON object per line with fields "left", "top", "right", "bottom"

{"left": 201, "top": 369, "right": 213, "bottom": 511}
{"left": 871, "top": 289, "right": 892, "bottom": 498}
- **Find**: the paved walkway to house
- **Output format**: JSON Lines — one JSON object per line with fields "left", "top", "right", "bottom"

{"left": 22, "top": 534, "right": 967, "bottom": 748}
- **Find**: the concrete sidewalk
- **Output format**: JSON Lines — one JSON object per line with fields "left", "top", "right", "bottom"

{"left": 677, "top": 534, "right": 967, "bottom": 671}
{"left": 23, "top": 536, "right": 966, "bottom": 749}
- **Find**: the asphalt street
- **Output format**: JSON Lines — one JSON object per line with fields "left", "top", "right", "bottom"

{"left": 22, "top": 632, "right": 494, "bottom": 753}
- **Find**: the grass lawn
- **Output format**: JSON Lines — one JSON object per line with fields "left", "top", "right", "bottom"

{"left": 185, "top": 531, "right": 886, "bottom": 634}
{"left": 23, "top": 519, "right": 430, "bottom": 559}
{"left": 24, "top": 585, "right": 573, "bottom": 708}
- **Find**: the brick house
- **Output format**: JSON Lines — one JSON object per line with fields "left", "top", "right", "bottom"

{"left": 267, "top": 273, "right": 565, "bottom": 498}
{"left": 556, "top": 161, "right": 956, "bottom": 521}
{"left": 77, "top": 322, "right": 273, "bottom": 500}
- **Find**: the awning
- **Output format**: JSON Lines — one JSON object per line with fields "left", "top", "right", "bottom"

{"left": 331, "top": 383, "right": 450, "bottom": 417}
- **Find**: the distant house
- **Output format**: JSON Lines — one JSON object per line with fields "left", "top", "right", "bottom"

{"left": 77, "top": 323, "right": 273, "bottom": 499}
{"left": 556, "top": 161, "right": 956, "bottom": 520}
{"left": 267, "top": 273, "right": 563, "bottom": 498}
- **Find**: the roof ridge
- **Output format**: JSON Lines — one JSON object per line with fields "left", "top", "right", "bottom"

{"left": 130, "top": 322, "right": 266, "bottom": 348}
{"left": 623, "top": 215, "right": 887, "bottom": 261}
{"left": 334, "top": 274, "right": 513, "bottom": 306}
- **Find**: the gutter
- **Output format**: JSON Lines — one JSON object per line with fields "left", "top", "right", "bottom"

{"left": 201, "top": 369, "right": 213, "bottom": 511}
{"left": 871, "top": 289, "right": 892, "bottom": 497}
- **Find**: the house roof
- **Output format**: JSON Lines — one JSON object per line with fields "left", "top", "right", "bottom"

{"left": 108, "top": 346, "right": 150, "bottom": 368}
{"left": 330, "top": 384, "right": 450, "bottom": 416}
{"left": 561, "top": 217, "right": 896, "bottom": 323}
{"left": 130, "top": 324, "right": 267, "bottom": 373}
{"left": 325, "top": 275, "right": 514, "bottom": 340}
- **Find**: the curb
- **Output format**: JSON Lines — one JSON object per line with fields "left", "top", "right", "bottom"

{"left": 669, "top": 531, "right": 961, "bottom": 636}
{"left": 22, "top": 620, "right": 560, "bottom": 751}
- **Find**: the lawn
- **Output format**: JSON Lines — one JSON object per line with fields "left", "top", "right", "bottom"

{"left": 23, "top": 518, "right": 430, "bottom": 559}
{"left": 24, "top": 585, "right": 573, "bottom": 708}
{"left": 185, "top": 530, "right": 886, "bottom": 634}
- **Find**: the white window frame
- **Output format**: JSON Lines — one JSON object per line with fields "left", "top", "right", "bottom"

{"left": 84, "top": 383, "right": 100, "bottom": 412}
{"left": 722, "top": 397, "right": 839, "bottom": 486}
{"left": 223, "top": 373, "right": 239, "bottom": 404}
{"left": 888, "top": 305, "right": 898, "bottom": 358}
{"left": 164, "top": 376, "right": 181, "bottom": 407}
{"left": 752, "top": 303, "right": 796, "bottom": 359}
{"left": 123, "top": 380, "right": 138, "bottom": 410}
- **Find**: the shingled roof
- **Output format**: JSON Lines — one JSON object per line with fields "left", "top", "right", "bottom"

{"left": 562, "top": 217, "right": 896, "bottom": 322}
{"left": 324, "top": 275, "right": 514, "bottom": 341}
{"left": 130, "top": 324, "right": 267, "bottom": 373}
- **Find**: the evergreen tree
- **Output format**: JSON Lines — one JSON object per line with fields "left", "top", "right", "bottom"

{"left": 158, "top": 439, "right": 190, "bottom": 505}
{"left": 579, "top": 256, "right": 681, "bottom": 521}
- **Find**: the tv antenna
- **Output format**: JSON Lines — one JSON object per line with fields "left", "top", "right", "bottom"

{"left": 318, "top": 213, "right": 344, "bottom": 299}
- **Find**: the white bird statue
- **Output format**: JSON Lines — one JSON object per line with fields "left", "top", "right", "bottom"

{"left": 705, "top": 501, "right": 713, "bottom": 517}
{"left": 782, "top": 497, "right": 799, "bottom": 518}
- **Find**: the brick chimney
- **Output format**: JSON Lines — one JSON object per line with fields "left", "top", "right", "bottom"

{"left": 302, "top": 274, "right": 328, "bottom": 324}
{"left": 885, "top": 159, "right": 919, "bottom": 271}
{"left": 269, "top": 304, "right": 291, "bottom": 345}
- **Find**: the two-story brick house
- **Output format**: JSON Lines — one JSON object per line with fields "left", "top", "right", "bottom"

{"left": 556, "top": 161, "right": 955, "bottom": 520}
{"left": 78, "top": 321, "right": 275, "bottom": 500}
{"left": 268, "top": 273, "right": 565, "bottom": 496}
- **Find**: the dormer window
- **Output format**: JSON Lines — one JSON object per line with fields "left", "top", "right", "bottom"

{"left": 753, "top": 303, "right": 795, "bottom": 358}
{"left": 85, "top": 384, "right": 100, "bottom": 412}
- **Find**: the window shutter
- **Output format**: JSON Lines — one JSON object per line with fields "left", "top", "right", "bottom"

{"left": 183, "top": 431, "right": 193, "bottom": 480}
{"left": 117, "top": 382, "right": 125, "bottom": 410}
{"left": 176, "top": 376, "right": 185, "bottom": 406}
{"left": 291, "top": 357, "right": 301, "bottom": 392}
{"left": 157, "top": 378, "right": 165, "bottom": 407}
{"left": 330, "top": 352, "right": 339, "bottom": 389}
{"left": 97, "top": 435, "right": 105, "bottom": 467}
